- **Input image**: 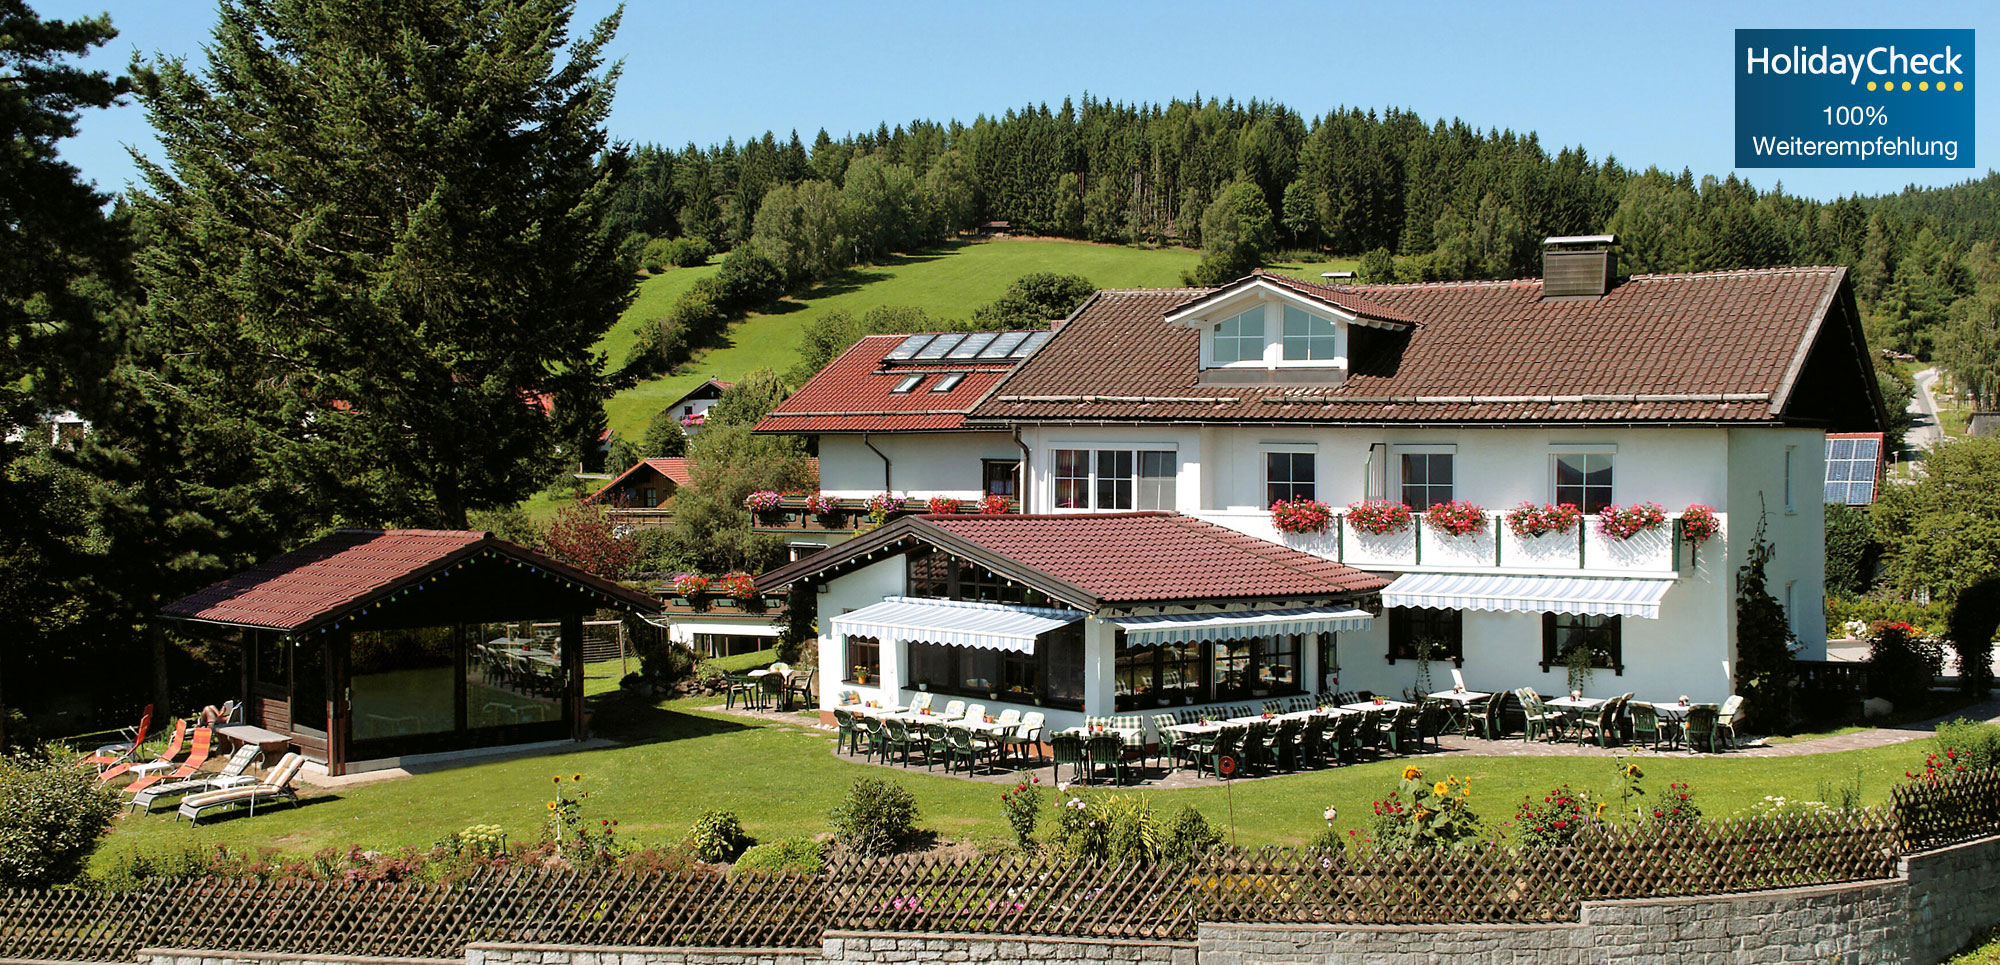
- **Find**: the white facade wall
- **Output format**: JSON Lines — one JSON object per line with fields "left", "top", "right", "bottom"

{"left": 817, "top": 432, "right": 1020, "bottom": 500}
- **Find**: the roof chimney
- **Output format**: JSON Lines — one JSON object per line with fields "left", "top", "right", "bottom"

{"left": 1541, "top": 235, "right": 1618, "bottom": 298}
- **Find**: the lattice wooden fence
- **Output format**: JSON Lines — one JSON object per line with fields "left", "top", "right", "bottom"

{"left": 825, "top": 852, "right": 1198, "bottom": 940}
{"left": 0, "top": 886, "right": 148, "bottom": 962}
{"left": 1892, "top": 767, "right": 2000, "bottom": 853}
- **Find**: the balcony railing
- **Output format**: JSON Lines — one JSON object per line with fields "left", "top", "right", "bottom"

{"left": 749, "top": 494, "right": 1018, "bottom": 534}
{"left": 1190, "top": 508, "right": 1712, "bottom": 578}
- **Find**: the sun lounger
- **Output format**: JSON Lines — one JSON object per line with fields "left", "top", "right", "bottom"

{"left": 176, "top": 753, "right": 306, "bottom": 825}
{"left": 98, "top": 718, "right": 188, "bottom": 785}
{"left": 130, "top": 743, "right": 260, "bottom": 813}
{"left": 78, "top": 705, "right": 153, "bottom": 771}
{"left": 125, "top": 727, "right": 214, "bottom": 795}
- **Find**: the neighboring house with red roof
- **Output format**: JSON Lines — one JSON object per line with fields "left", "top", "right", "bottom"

{"left": 668, "top": 379, "right": 735, "bottom": 435}
{"left": 756, "top": 238, "right": 1888, "bottom": 730}
{"left": 584, "top": 457, "right": 696, "bottom": 530}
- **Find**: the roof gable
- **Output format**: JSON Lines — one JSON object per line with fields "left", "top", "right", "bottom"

{"left": 1164, "top": 271, "right": 1418, "bottom": 329}
{"left": 584, "top": 457, "right": 694, "bottom": 504}
{"left": 162, "top": 529, "right": 660, "bottom": 632}
{"left": 756, "top": 332, "right": 1038, "bottom": 434}
{"left": 756, "top": 513, "right": 1387, "bottom": 609}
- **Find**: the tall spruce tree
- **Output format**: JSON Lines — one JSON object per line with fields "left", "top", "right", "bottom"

{"left": 129, "top": 0, "right": 635, "bottom": 531}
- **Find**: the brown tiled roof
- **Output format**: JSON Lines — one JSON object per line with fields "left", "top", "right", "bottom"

{"left": 971, "top": 267, "right": 1856, "bottom": 425}
{"left": 756, "top": 513, "right": 1386, "bottom": 609}
{"left": 756, "top": 334, "right": 1017, "bottom": 434}
{"left": 161, "top": 529, "right": 660, "bottom": 631}
{"left": 1170, "top": 270, "right": 1421, "bottom": 327}
{"left": 584, "top": 457, "right": 695, "bottom": 504}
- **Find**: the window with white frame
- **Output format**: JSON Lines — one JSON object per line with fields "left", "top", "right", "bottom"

{"left": 1053, "top": 448, "right": 1176, "bottom": 511}
{"left": 1399, "top": 451, "right": 1454, "bottom": 510}
{"left": 1552, "top": 450, "right": 1615, "bottom": 514}
{"left": 1282, "top": 306, "right": 1339, "bottom": 361}
{"left": 1212, "top": 307, "right": 1265, "bottom": 364}
{"left": 1266, "top": 451, "right": 1315, "bottom": 504}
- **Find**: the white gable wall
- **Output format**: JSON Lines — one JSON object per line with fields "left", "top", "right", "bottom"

{"left": 817, "top": 431, "right": 1020, "bottom": 500}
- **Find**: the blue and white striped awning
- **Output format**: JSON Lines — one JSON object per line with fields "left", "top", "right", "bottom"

{"left": 1382, "top": 573, "right": 1673, "bottom": 619}
{"left": 1110, "top": 607, "right": 1374, "bottom": 646}
{"left": 829, "top": 596, "right": 1083, "bottom": 654}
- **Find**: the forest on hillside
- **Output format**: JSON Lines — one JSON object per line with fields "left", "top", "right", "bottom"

{"left": 603, "top": 95, "right": 2000, "bottom": 407}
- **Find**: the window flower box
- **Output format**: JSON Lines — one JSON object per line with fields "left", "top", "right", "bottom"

{"left": 1597, "top": 502, "right": 1667, "bottom": 541}
{"left": 1271, "top": 498, "right": 1333, "bottom": 534}
{"left": 714, "top": 570, "right": 758, "bottom": 600}
{"left": 865, "top": 492, "right": 904, "bottom": 523}
{"left": 672, "top": 573, "right": 710, "bottom": 597}
{"left": 1346, "top": 500, "right": 1414, "bottom": 536}
{"left": 1681, "top": 504, "right": 1719, "bottom": 545}
{"left": 980, "top": 493, "right": 1012, "bottom": 514}
{"left": 1424, "top": 499, "right": 1487, "bottom": 537}
{"left": 1506, "top": 501, "right": 1582, "bottom": 539}
{"left": 927, "top": 495, "right": 964, "bottom": 515}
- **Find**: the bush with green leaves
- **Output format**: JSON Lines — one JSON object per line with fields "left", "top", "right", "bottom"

{"left": 828, "top": 778, "right": 919, "bottom": 857}
{"left": 1934, "top": 718, "right": 2000, "bottom": 774}
{"left": 641, "top": 236, "right": 714, "bottom": 272}
{"left": 1513, "top": 784, "right": 1594, "bottom": 851}
{"left": 998, "top": 773, "right": 1043, "bottom": 847}
{"left": 1047, "top": 792, "right": 1164, "bottom": 864}
{"left": 688, "top": 808, "right": 750, "bottom": 862}
{"left": 731, "top": 837, "right": 825, "bottom": 877}
{"left": 1159, "top": 804, "right": 1223, "bottom": 864}
{"left": 0, "top": 748, "right": 123, "bottom": 887}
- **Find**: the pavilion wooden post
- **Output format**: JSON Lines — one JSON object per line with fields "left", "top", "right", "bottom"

{"left": 564, "top": 612, "right": 586, "bottom": 741}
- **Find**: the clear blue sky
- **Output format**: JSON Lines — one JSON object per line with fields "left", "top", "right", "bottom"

{"left": 36, "top": 0, "right": 1999, "bottom": 203}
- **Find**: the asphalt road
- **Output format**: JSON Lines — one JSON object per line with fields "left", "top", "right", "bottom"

{"left": 1906, "top": 367, "right": 1942, "bottom": 451}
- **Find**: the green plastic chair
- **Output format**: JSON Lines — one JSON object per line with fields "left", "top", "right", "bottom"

{"left": 1473, "top": 694, "right": 1507, "bottom": 740}
{"left": 1516, "top": 688, "right": 1555, "bottom": 742}
{"left": 877, "top": 718, "right": 917, "bottom": 766}
{"left": 921, "top": 722, "right": 951, "bottom": 770}
{"left": 1049, "top": 732, "right": 1089, "bottom": 785}
{"left": 946, "top": 727, "right": 987, "bottom": 774}
{"left": 1630, "top": 701, "right": 1665, "bottom": 749}
{"left": 833, "top": 708, "right": 859, "bottom": 755}
{"left": 1684, "top": 705, "right": 1720, "bottom": 753}
{"left": 1086, "top": 734, "right": 1127, "bottom": 785}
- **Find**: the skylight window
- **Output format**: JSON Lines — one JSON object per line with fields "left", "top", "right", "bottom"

{"left": 891, "top": 374, "right": 926, "bottom": 393}
{"left": 931, "top": 373, "right": 966, "bottom": 392}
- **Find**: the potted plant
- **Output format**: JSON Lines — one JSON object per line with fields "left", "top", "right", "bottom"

{"left": 1271, "top": 497, "right": 1334, "bottom": 534}
{"left": 1597, "top": 502, "right": 1667, "bottom": 540}
{"left": 803, "top": 491, "right": 844, "bottom": 526}
{"left": 852, "top": 666, "right": 869, "bottom": 685}
{"left": 927, "top": 495, "right": 964, "bottom": 515}
{"left": 979, "top": 493, "right": 1012, "bottom": 514}
{"left": 670, "top": 573, "right": 710, "bottom": 609}
{"left": 714, "top": 571, "right": 757, "bottom": 608}
{"left": 1681, "top": 504, "right": 1719, "bottom": 545}
{"left": 1564, "top": 641, "right": 1596, "bottom": 697}
{"left": 1506, "top": 501, "right": 1582, "bottom": 538}
{"left": 1346, "top": 499, "right": 1414, "bottom": 536}
{"left": 1423, "top": 499, "right": 1487, "bottom": 538}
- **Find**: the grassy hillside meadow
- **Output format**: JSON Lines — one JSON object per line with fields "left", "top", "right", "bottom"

{"left": 595, "top": 239, "right": 1357, "bottom": 439}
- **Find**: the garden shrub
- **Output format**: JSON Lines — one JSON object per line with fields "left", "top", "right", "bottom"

{"left": 0, "top": 748, "right": 122, "bottom": 887}
{"left": 731, "top": 837, "right": 825, "bottom": 877}
{"left": 1650, "top": 782, "right": 1703, "bottom": 824}
{"left": 1513, "top": 784, "right": 1594, "bottom": 850}
{"left": 1047, "top": 793, "right": 1172, "bottom": 864}
{"left": 1946, "top": 578, "right": 1999, "bottom": 698}
{"left": 828, "top": 778, "right": 919, "bottom": 857}
{"left": 998, "top": 773, "right": 1043, "bottom": 848}
{"left": 1368, "top": 766, "right": 1484, "bottom": 853}
{"left": 1869, "top": 619, "right": 1945, "bottom": 707}
{"left": 716, "top": 247, "right": 786, "bottom": 304}
{"left": 688, "top": 808, "right": 750, "bottom": 863}
{"left": 1159, "top": 804, "right": 1223, "bottom": 864}
{"left": 1934, "top": 718, "right": 2000, "bottom": 774}
{"left": 641, "top": 236, "right": 714, "bottom": 271}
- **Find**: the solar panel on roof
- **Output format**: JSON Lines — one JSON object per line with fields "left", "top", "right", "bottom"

{"left": 884, "top": 334, "right": 935, "bottom": 360}
{"left": 1013, "top": 331, "right": 1052, "bottom": 357}
{"left": 1824, "top": 436, "right": 1883, "bottom": 506}
{"left": 948, "top": 332, "right": 998, "bottom": 358}
{"left": 914, "top": 333, "right": 965, "bottom": 359}
{"left": 979, "top": 331, "right": 1029, "bottom": 358}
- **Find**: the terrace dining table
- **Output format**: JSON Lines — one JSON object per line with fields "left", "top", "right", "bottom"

{"left": 1058, "top": 725, "right": 1143, "bottom": 745}
{"left": 1543, "top": 695, "right": 1606, "bottom": 711}
{"left": 1161, "top": 708, "right": 1351, "bottom": 737}
{"left": 1341, "top": 700, "right": 1415, "bottom": 713}
{"left": 1427, "top": 689, "right": 1492, "bottom": 734}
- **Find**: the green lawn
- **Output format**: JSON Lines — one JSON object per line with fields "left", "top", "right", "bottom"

{"left": 600, "top": 239, "right": 1212, "bottom": 439}
{"left": 93, "top": 689, "right": 1937, "bottom": 873}
{"left": 594, "top": 261, "right": 722, "bottom": 371}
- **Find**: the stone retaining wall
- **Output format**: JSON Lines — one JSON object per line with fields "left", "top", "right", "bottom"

{"left": 128, "top": 833, "right": 2000, "bottom": 965}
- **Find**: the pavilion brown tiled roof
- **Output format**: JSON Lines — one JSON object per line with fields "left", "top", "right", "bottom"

{"left": 756, "top": 513, "right": 1386, "bottom": 609}
{"left": 970, "top": 267, "right": 1857, "bottom": 425}
{"left": 161, "top": 529, "right": 659, "bottom": 632}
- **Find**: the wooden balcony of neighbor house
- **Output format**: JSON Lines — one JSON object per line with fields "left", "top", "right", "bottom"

{"left": 606, "top": 506, "right": 675, "bottom": 533}
{"left": 1189, "top": 508, "right": 1716, "bottom": 578}
{"left": 651, "top": 590, "right": 792, "bottom": 619}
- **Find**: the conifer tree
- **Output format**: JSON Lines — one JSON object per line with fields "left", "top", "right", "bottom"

{"left": 128, "top": 0, "right": 636, "bottom": 531}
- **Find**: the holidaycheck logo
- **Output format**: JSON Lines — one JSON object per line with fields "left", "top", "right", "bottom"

{"left": 1744, "top": 44, "right": 1966, "bottom": 86}
{"left": 1735, "top": 29, "right": 1973, "bottom": 168}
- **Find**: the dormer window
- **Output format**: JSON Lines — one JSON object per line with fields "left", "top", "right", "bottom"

{"left": 1282, "top": 306, "right": 1339, "bottom": 361}
{"left": 1213, "top": 308, "right": 1265, "bottom": 364}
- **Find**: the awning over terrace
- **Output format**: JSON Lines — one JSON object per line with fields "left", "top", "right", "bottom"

{"left": 1109, "top": 606, "right": 1374, "bottom": 646}
{"left": 1381, "top": 573, "right": 1673, "bottom": 619}
{"left": 828, "top": 596, "right": 1084, "bottom": 654}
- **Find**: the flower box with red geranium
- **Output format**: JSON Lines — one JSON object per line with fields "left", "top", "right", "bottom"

{"left": 1345, "top": 500, "right": 1413, "bottom": 536}
{"left": 979, "top": 493, "right": 1012, "bottom": 514}
{"left": 1506, "top": 502, "right": 1582, "bottom": 539}
{"left": 926, "top": 495, "right": 964, "bottom": 515}
{"left": 802, "top": 492, "right": 839, "bottom": 517}
{"left": 1423, "top": 499, "right": 1488, "bottom": 538}
{"left": 864, "top": 492, "right": 903, "bottom": 523}
{"left": 1271, "top": 498, "right": 1333, "bottom": 534}
{"left": 743, "top": 490, "right": 783, "bottom": 513}
{"left": 1597, "top": 502, "right": 1667, "bottom": 541}
{"left": 714, "top": 571, "right": 758, "bottom": 600}
{"left": 1680, "top": 504, "right": 1719, "bottom": 545}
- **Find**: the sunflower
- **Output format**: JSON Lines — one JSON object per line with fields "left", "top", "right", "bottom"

{"left": 1594, "top": 801, "right": 1608, "bottom": 818}
{"left": 1402, "top": 766, "right": 1422, "bottom": 782}
{"left": 1625, "top": 763, "right": 1643, "bottom": 780}
{"left": 546, "top": 801, "right": 557, "bottom": 810}
{"left": 552, "top": 775, "right": 561, "bottom": 784}
{"left": 572, "top": 773, "right": 583, "bottom": 782}
{"left": 1432, "top": 781, "right": 1449, "bottom": 797}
